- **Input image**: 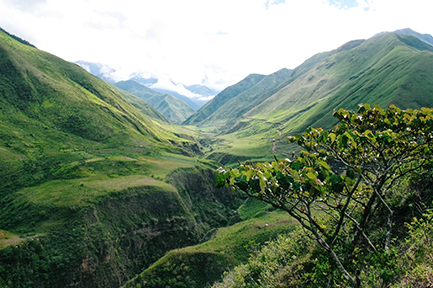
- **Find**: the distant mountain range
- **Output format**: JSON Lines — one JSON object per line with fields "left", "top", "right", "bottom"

{"left": 115, "top": 80, "right": 195, "bottom": 124}
{"left": 74, "top": 61, "right": 219, "bottom": 112}
{"left": 183, "top": 68, "right": 293, "bottom": 127}
{"left": 129, "top": 75, "right": 215, "bottom": 111}
{"left": 77, "top": 27, "right": 433, "bottom": 127}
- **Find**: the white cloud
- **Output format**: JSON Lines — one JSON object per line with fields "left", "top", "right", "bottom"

{"left": 198, "top": 95, "right": 216, "bottom": 101}
{"left": 150, "top": 77, "right": 203, "bottom": 99}
{"left": 0, "top": 0, "right": 432, "bottom": 91}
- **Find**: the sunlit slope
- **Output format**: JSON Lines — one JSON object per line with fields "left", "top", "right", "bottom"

{"left": 198, "top": 33, "right": 433, "bottom": 162}
{"left": 198, "top": 68, "right": 293, "bottom": 132}
{"left": 183, "top": 73, "right": 266, "bottom": 125}
{"left": 0, "top": 28, "right": 204, "bottom": 194}
{"left": 116, "top": 80, "right": 194, "bottom": 124}
{"left": 0, "top": 30, "right": 179, "bottom": 144}
{"left": 246, "top": 33, "right": 433, "bottom": 132}
{"left": 0, "top": 28, "right": 244, "bottom": 288}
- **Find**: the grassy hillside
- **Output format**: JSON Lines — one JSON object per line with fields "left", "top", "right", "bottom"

{"left": 115, "top": 80, "right": 194, "bottom": 124}
{"left": 246, "top": 33, "right": 433, "bottom": 127}
{"left": 183, "top": 73, "right": 267, "bottom": 126}
{"left": 114, "top": 85, "right": 169, "bottom": 124}
{"left": 0, "top": 27, "right": 206, "bottom": 196}
{"left": 195, "top": 33, "right": 433, "bottom": 164}
{"left": 0, "top": 28, "right": 250, "bottom": 287}
{"left": 199, "top": 68, "right": 293, "bottom": 133}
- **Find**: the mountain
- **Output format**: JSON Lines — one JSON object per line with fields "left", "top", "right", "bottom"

{"left": 115, "top": 86, "right": 170, "bottom": 124}
{"left": 4, "top": 25, "right": 433, "bottom": 288}
{"left": 0, "top": 28, "right": 246, "bottom": 288}
{"left": 185, "top": 84, "right": 220, "bottom": 98}
{"left": 248, "top": 32, "right": 433, "bottom": 132}
{"left": 131, "top": 76, "right": 213, "bottom": 110}
{"left": 0, "top": 27, "right": 36, "bottom": 48}
{"left": 115, "top": 80, "right": 195, "bottom": 124}
{"left": 184, "top": 68, "right": 293, "bottom": 130}
{"left": 73, "top": 68, "right": 218, "bottom": 111}
{"left": 129, "top": 74, "right": 158, "bottom": 86}
{"left": 151, "top": 87, "right": 207, "bottom": 110}
{"left": 191, "top": 31, "right": 433, "bottom": 161}
{"left": 376, "top": 28, "right": 433, "bottom": 46}
{"left": 74, "top": 60, "right": 118, "bottom": 83}
{"left": 183, "top": 73, "right": 268, "bottom": 125}
{"left": 0, "top": 36, "right": 177, "bottom": 149}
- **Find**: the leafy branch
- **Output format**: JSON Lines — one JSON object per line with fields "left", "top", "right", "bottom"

{"left": 216, "top": 104, "right": 433, "bottom": 287}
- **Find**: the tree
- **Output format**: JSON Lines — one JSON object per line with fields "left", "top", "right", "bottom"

{"left": 216, "top": 104, "right": 433, "bottom": 287}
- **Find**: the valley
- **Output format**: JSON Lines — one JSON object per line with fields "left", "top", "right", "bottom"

{"left": 1, "top": 26, "right": 433, "bottom": 287}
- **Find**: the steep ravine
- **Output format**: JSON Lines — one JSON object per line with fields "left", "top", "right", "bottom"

{"left": 0, "top": 168, "right": 241, "bottom": 288}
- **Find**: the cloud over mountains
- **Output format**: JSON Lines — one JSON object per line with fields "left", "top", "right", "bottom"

{"left": 1, "top": 0, "right": 431, "bottom": 90}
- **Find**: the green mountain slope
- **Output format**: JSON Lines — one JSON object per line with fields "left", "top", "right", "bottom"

{"left": 0, "top": 28, "right": 245, "bottom": 288}
{"left": 116, "top": 80, "right": 194, "bottom": 124}
{"left": 197, "top": 68, "right": 293, "bottom": 133}
{"left": 0, "top": 31, "right": 175, "bottom": 147}
{"left": 199, "top": 33, "right": 433, "bottom": 162}
{"left": 115, "top": 86, "right": 170, "bottom": 124}
{"left": 380, "top": 28, "right": 433, "bottom": 46}
{"left": 248, "top": 33, "right": 433, "bottom": 131}
{"left": 183, "top": 73, "right": 267, "bottom": 125}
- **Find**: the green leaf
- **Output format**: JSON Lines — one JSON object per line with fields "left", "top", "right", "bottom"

{"left": 330, "top": 174, "right": 342, "bottom": 185}
{"left": 245, "top": 169, "right": 254, "bottom": 182}
{"left": 317, "top": 159, "right": 331, "bottom": 171}
{"left": 291, "top": 161, "right": 302, "bottom": 171}
{"left": 306, "top": 172, "right": 317, "bottom": 181}
{"left": 329, "top": 132, "right": 336, "bottom": 144}
{"left": 263, "top": 171, "right": 272, "bottom": 179}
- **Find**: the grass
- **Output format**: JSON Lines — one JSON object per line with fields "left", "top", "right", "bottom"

{"left": 191, "top": 209, "right": 295, "bottom": 256}
{"left": 237, "top": 198, "right": 269, "bottom": 220}
{"left": 0, "top": 229, "right": 22, "bottom": 249}
{"left": 15, "top": 176, "right": 172, "bottom": 206}
{"left": 8, "top": 153, "right": 202, "bottom": 207}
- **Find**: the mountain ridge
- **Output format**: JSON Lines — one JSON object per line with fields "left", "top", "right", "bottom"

{"left": 74, "top": 61, "right": 218, "bottom": 110}
{"left": 189, "top": 31, "right": 433, "bottom": 162}
{"left": 375, "top": 28, "right": 433, "bottom": 46}
{"left": 194, "top": 32, "right": 433, "bottom": 132}
{"left": 115, "top": 80, "right": 194, "bottom": 124}
{"left": 183, "top": 73, "right": 267, "bottom": 125}
{"left": 192, "top": 68, "right": 293, "bottom": 132}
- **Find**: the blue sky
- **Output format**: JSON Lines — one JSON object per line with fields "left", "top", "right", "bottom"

{"left": 328, "top": 0, "right": 361, "bottom": 9}
{"left": 0, "top": 0, "right": 432, "bottom": 96}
